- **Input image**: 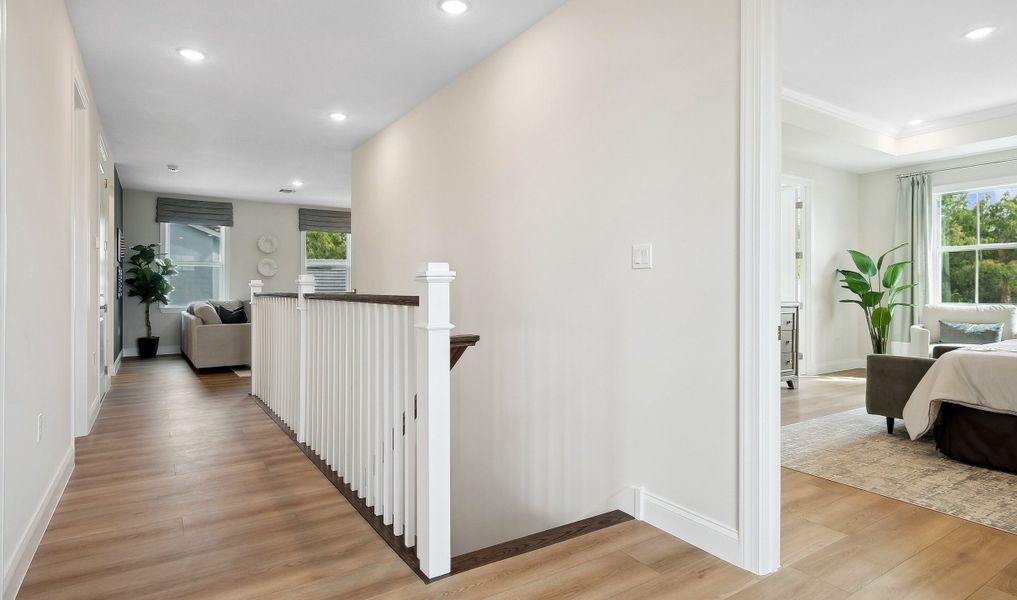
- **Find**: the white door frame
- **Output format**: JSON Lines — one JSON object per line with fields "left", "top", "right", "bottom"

{"left": 70, "top": 75, "right": 89, "bottom": 437}
{"left": 781, "top": 174, "right": 815, "bottom": 375}
{"left": 0, "top": 0, "right": 8, "bottom": 590}
{"left": 738, "top": 0, "right": 782, "bottom": 576}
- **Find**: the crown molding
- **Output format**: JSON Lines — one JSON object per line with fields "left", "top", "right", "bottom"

{"left": 782, "top": 86, "right": 900, "bottom": 137}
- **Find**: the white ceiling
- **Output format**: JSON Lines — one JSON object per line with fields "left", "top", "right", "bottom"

{"left": 784, "top": 0, "right": 1017, "bottom": 133}
{"left": 67, "top": 0, "right": 566, "bottom": 207}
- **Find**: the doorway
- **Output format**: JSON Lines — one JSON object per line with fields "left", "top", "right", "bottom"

{"left": 780, "top": 175, "right": 813, "bottom": 376}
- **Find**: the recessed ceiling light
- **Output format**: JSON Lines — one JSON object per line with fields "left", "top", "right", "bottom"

{"left": 907, "top": 119, "right": 925, "bottom": 126}
{"left": 965, "top": 26, "right": 996, "bottom": 40}
{"left": 177, "top": 48, "right": 206, "bottom": 61}
{"left": 329, "top": 112, "right": 348, "bottom": 122}
{"left": 167, "top": 164, "right": 180, "bottom": 173}
{"left": 292, "top": 180, "right": 304, "bottom": 188}
{"left": 440, "top": 0, "right": 471, "bottom": 15}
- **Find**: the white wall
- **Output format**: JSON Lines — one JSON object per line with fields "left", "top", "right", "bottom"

{"left": 2, "top": 0, "right": 111, "bottom": 595}
{"left": 782, "top": 157, "right": 868, "bottom": 372}
{"left": 353, "top": 0, "right": 740, "bottom": 556}
{"left": 122, "top": 190, "right": 305, "bottom": 355}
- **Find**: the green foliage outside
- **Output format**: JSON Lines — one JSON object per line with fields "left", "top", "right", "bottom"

{"left": 305, "top": 231, "right": 348, "bottom": 260}
{"left": 941, "top": 189, "right": 1017, "bottom": 304}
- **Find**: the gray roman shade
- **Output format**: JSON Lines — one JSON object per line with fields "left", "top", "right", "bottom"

{"left": 156, "top": 197, "right": 234, "bottom": 227}
{"left": 299, "top": 208, "right": 351, "bottom": 234}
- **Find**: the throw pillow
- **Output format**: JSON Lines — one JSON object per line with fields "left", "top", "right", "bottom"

{"left": 210, "top": 299, "right": 244, "bottom": 312}
{"left": 186, "top": 301, "right": 204, "bottom": 315}
{"left": 939, "top": 320, "right": 1004, "bottom": 345}
{"left": 193, "top": 302, "right": 222, "bottom": 325}
{"left": 216, "top": 304, "right": 248, "bottom": 324}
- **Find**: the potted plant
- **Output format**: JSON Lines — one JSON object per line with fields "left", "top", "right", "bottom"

{"left": 125, "top": 243, "right": 178, "bottom": 359}
{"left": 837, "top": 243, "right": 916, "bottom": 355}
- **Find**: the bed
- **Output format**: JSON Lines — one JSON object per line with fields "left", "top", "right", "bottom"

{"left": 903, "top": 339, "right": 1017, "bottom": 473}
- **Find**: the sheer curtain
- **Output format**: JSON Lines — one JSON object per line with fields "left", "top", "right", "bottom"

{"left": 891, "top": 173, "right": 933, "bottom": 346}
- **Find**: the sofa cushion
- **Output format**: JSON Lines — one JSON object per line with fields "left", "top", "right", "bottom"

{"left": 216, "top": 304, "right": 248, "bottom": 324}
{"left": 186, "top": 301, "right": 204, "bottom": 315}
{"left": 939, "top": 320, "right": 1004, "bottom": 344}
{"left": 193, "top": 302, "right": 222, "bottom": 324}
{"left": 923, "top": 304, "right": 1017, "bottom": 342}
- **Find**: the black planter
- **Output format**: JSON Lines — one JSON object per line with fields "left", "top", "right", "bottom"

{"left": 137, "top": 336, "right": 160, "bottom": 359}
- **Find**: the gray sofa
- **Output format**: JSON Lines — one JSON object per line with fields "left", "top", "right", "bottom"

{"left": 180, "top": 300, "right": 252, "bottom": 369}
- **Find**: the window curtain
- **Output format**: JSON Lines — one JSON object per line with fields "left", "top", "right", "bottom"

{"left": 298, "top": 208, "right": 351, "bottom": 233}
{"left": 891, "top": 174, "right": 932, "bottom": 344}
{"left": 156, "top": 197, "right": 234, "bottom": 227}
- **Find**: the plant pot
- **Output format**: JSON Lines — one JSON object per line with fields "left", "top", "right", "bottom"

{"left": 137, "top": 336, "right": 160, "bottom": 359}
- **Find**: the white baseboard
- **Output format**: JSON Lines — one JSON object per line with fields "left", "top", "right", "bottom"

{"left": 112, "top": 351, "right": 122, "bottom": 375}
{"left": 86, "top": 391, "right": 103, "bottom": 434}
{"left": 812, "top": 357, "right": 865, "bottom": 375}
{"left": 122, "top": 344, "right": 180, "bottom": 358}
{"left": 3, "top": 445, "right": 74, "bottom": 599}
{"left": 616, "top": 486, "right": 741, "bottom": 567}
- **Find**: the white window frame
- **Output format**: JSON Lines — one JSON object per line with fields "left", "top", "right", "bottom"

{"left": 932, "top": 177, "right": 1017, "bottom": 304}
{"left": 159, "top": 222, "right": 230, "bottom": 311}
{"left": 301, "top": 230, "right": 352, "bottom": 292}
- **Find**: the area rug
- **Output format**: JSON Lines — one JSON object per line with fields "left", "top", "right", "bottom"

{"left": 231, "top": 367, "right": 252, "bottom": 378}
{"left": 782, "top": 408, "right": 1017, "bottom": 535}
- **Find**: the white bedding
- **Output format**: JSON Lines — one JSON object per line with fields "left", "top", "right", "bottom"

{"left": 903, "top": 339, "right": 1017, "bottom": 440}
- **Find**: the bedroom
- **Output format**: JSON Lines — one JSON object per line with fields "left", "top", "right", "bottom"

{"left": 778, "top": 0, "right": 1017, "bottom": 585}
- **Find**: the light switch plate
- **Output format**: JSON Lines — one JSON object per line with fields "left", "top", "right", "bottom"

{"left": 632, "top": 243, "right": 653, "bottom": 270}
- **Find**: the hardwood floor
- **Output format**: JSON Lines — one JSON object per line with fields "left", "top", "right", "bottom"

{"left": 17, "top": 360, "right": 1017, "bottom": 599}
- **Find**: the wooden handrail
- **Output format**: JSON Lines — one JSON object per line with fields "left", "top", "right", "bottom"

{"left": 305, "top": 293, "right": 419, "bottom": 306}
{"left": 254, "top": 292, "right": 298, "bottom": 298}
{"left": 450, "top": 334, "right": 480, "bottom": 369}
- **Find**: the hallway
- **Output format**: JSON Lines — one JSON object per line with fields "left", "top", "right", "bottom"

{"left": 16, "top": 358, "right": 420, "bottom": 599}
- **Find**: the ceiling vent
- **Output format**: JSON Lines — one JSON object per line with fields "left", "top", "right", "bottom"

{"left": 279, "top": 188, "right": 296, "bottom": 194}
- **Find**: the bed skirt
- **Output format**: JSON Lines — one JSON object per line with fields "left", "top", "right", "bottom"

{"left": 936, "top": 403, "right": 1017, "bottom": 475}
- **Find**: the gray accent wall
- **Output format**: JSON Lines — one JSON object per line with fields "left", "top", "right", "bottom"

{"left": 123, "top": 190, "right": 306, "bottom": 355}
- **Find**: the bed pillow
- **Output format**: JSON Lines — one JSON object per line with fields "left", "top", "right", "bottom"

{"left": 193, "top": 302, "right": 222, "bottom": 325}
{"left": 939, "top": 320, "right": 1004, "bottom": 345}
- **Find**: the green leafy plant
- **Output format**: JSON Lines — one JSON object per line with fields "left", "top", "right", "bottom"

{"left": 125, "top": 243, "right": 178, "bottom": 338}
{"left": 837, "top": 243, "right": 915, "bottom": 354}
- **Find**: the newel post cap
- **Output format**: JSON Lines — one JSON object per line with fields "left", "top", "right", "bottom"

{"left": 416, "top": 262, "right": 456, "bottom": 281}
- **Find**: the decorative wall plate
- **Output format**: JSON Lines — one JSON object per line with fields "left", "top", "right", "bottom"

{"left": 257, "top": 234, "right": 279, "bottom": 254}
{"left": 257, "top": 258, "right": 279, "bottom": 277}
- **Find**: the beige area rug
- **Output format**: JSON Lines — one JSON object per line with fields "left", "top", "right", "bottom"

{"left": 783, "top": 408, "right": 1017, "bottom": 535}
{"left": 231, "top": 367, "right": 252, "bottom": 378}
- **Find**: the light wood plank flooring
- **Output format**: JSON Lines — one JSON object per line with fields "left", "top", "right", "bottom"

{"left": 17, "top": 360, "right": 1017, "bottom": 599}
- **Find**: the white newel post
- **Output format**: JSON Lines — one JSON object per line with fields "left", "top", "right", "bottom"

{"left": 296, "top": 274, "right": 315, "bottom": 443}
{"left": 249, "top": 280, "right": 264, "bottom": 397}
{"left": 414, "top": 262, "right": 455, "bottom": 579}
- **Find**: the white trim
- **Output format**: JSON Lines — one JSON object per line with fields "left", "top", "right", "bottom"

{"left": 0, "top": 0, "right": 7, "bottom": 594}
{"left": 813, "top": 357, "right": 866, "bottom": 375}
{"left": 782, "top": 86, "right": 900, "bottom": 137}
{"left": 2, "top": 445, "right": 73, "bottom": 599}
{"left": 69, "top": 69, "right": 91, "bottom": 439}
{"left": 112, "top": 351, "right": 122, "bottom": 375}
{"left": 123, "top": 344, "right": 181, "bottom": 358}
{"left": 739, "top": 0, "right": 782, "bottom": 576}
{"left": 622, "top": 486, "right": 741, "bottom": 566}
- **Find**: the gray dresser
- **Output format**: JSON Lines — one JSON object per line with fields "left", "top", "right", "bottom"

{"left": 780, "top": 303, "right": 800, "bottom": 389}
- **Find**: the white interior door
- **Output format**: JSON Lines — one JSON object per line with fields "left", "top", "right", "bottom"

{"left": 98, "top": 177, "right": 111, "bottom": 397}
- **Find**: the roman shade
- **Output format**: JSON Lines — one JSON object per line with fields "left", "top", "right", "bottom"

{"left": 156, "top": 197, "right": 234, "bottom": 227}
{"left": 299, "top": 208, "right": 351, "bottom": 234}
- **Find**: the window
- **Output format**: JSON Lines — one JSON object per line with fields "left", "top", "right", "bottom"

{"left": 160, "top": 222, "right": 228, "bottom": 306}
{"left": 302, "top": 231, "right": 350, "bottom": 292}
{"left": 935, "top": 183, "right": 1017, "bottom": 304}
